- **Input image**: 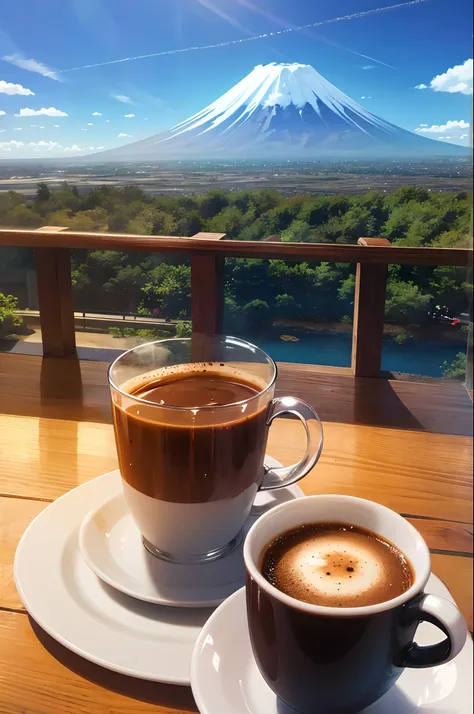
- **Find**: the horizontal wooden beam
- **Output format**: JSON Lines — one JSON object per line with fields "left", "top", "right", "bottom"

{"left": 0, "top": 229, "right": 470, "bottom": 267}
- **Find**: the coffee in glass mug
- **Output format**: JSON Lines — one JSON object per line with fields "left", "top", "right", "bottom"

{"left": 108, "top": 336, "right": 324, "bottom": 564}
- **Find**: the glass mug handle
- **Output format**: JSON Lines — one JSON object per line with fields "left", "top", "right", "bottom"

{"left": 260, "top": 396, "right": 324, "bottom": 491}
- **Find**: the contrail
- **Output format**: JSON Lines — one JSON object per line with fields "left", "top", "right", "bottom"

{"left": 48, "top": 0, "right": 428, "bottom": 77}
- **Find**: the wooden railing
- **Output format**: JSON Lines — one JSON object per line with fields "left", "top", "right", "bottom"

{"left": 0, "top": 228, "right": 471, "bottom": 377}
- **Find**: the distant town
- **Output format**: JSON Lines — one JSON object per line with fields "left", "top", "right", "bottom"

{"left": 0, "top": 158, "right": 471, "bottom": 199}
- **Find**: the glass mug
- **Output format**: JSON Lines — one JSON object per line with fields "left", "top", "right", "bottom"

{"left": 108, "top": 336, "right": 323, "bottom": 564}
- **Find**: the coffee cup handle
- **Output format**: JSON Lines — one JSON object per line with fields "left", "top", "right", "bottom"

{"left": 398, "top": 594, "right": 467, "bottom": 668}
{"left": 259, "top": 396, "right": 324, "bottom": 491}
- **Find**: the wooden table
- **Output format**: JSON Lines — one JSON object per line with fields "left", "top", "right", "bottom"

{"left": 0, "top": 354, "right": 472, "bottom": 713}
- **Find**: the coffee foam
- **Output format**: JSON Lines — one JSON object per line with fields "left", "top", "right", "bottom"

{"left": 263, "top": 525, "right": 413, "bottom": 608}
{"left": 277, "top": 536, "right": 384, "bottom": 603}
{"left": 119, "top": 362, "right": 269, "bottom": 400}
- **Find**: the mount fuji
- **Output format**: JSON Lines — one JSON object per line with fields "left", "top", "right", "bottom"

{"left": 95, "top": 62, "right": 468, "bottom": 161}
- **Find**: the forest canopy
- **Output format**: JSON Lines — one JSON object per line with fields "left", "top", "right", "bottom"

{"left": 0, "top": 182, "right": 471, "bottom": 329}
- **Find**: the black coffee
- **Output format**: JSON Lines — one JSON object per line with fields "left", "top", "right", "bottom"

{"left": 261, "top": 523, "right": 413, "bottom": 607}
{"left": 112, "top": 365, "right": 269, "bottom": 504}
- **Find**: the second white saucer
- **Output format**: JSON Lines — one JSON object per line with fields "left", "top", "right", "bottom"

{"left": 79, "top": 458, "right": 304, "bottom": 608}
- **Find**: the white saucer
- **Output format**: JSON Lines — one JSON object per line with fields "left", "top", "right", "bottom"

{"left": 14, "top": 472, "right": 214, "bottom": 684}
{"left": 14, "top": 463, "right": 303, "bottom": 685}
{"left": 191, "top": 579, "right": 473, "bottom": 714}
{"left": 79, "top": 460, "right": 304, "bottom": 608}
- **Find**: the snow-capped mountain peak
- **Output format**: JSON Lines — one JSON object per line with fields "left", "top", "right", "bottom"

{"left": 93, "top": 62, "right": 468, "bottom": 160}
{"left": 169, "top": 61, "right": 388, "bottom": 140}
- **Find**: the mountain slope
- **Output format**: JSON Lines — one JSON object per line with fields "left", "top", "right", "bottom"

{"left": 94, "top": 62, "right": 468, "bottom": 160}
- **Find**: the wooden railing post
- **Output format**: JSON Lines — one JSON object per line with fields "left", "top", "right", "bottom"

{"left": 351, "top": 237, "right": 391, "bottom": 378}
{"left": 190, "top": 233, "right": 226, "bottom": 336}
{"left": 34, "top": 226, "right": 77, "bottom": 358}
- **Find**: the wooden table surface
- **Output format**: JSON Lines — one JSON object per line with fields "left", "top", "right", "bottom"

{"left": 0, "top": 354, "right": 472, "bottom": 714}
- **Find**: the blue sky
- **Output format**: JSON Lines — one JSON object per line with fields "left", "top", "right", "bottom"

{"left": 0, "top": 0, "right": 472, "bottom": 158}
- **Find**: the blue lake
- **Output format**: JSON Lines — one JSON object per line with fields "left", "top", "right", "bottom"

{"left": 236, "top": 329, "right": 463, "bottom": 377}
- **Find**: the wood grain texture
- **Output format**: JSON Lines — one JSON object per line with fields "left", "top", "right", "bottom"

{"left": 190, "top": 232, "right": 226, "bottom": 241}
{"left": 1, "top": 355, "right": 472, "bottom": 436}
{"left": 0, "top": 498, "right": 46, "bottom": 610}
{"left": 1, "top": 498, "right": 470, "bottom": 613}
{"left": 352, "top": 261, "right": 389, "bottom": 377}
{"left": 34, "top": 247, "right": 76, "bottom": 358}
{"left": 0, "top": 611, "right": 197, "bottom": 714}
{"left": 431, "top": 554, "right": 473, "bottom": 631}
{"left": 405, "top": 517, "right": 473, "bottom": 554}
{"left": 0, "top": 228, "right": 470, "bottom": 266}
{"left": 0, "top": 560, "right": 469, "bottom": 714}
{"left": 0, "top": 354, "right": 472, "bottom": 713}
{"left": 275, "top": 363, "right": 473, "bottom": 436}
{"left": 0, "top": 412, "right": 471, "bottom": 519}
{"left": 190, "top": 253, "right": 224, "bottom": 335}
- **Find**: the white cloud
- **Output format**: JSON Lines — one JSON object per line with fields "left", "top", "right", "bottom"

{"left": 53, "top": 124, "right": 60, "bottom": 128}
{"left": 114, "top": 94, "right": 132, "bottom": 104}
{"left": 0, "top": 79, "right": 34, "bottom": 96}
{"left": 63, "top": 145, "right": 82, "bottom": 152}
{"left": 96, "top": 146, "right": 104, "bottom": 150}
{"left": 419, "top": 123, "right": 428, "bottom": 127}
{"left": 0, "top": 140, "right": 24, "bottom": 150}
{"left": 87, "top": 122, "right": 94, "bottom": 126}
{"left": 28, "top": 140, "right": 61, "bottom": 151}
{"left": 0, "top": 129, "right": 5, "bottom": 132}
{"left": 2, "top": 54, "right": 60, "bottom": 81}
{"left": 118, "top": 132, "right": 132, "bottom": 137}
{"left": 92, "top": 112, "right": 102, "bottom": 116}
{"left": 29, "top": 124, "right": 36, "bottom": 127}
{"left": 15, "top": 106, "right": 68, "bottom": 117}
{"left": 105, "top": 119, "right": 111, "bottom": 123}
{"left": 144, "top": 117, "right": 149, "bottom": 120}
{"left": 81, "top": 128, "right": 88, "bottom": 132}
{"left": 14, "top": 127, "right": 22, "bottom": 131}
{"left": 0, "top": 111, "right": 5, "bottom": 116}
{"left": 415, "top": 119, "right": 470, "bottom": 134}
{"left": 39, "top": 125, "right": 45, "bottom": 129}
{"left": 430, "top": 58, "right": 472, "bottom": 95}
{"left": 415, "top": 83, "right": 428, "bottom": 90}
{"left": 361, "top": 64, "right": 375, "bottom": 70}
{"left": 460, "top": 134, "right": 469, "bottom": 140}
{"left": 124, "top": 113, "right": 135, "bottom": 118}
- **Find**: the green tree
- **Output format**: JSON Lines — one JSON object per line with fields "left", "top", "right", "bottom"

{"left": 207, "top": 206, "right": 245, "bottom": 238}
{"left": 442, "top": 352, "right": 466, "bottom": 379}
{"left": 200, "top": 190, "right": 229, "bottom": 219}
{"left": 175, "top": 320, "right": 192, "bottom": 337}
{"left": 143, "top": 263, "right": 191, "bottom": 319}
{"left": 0, "top": 293, "right": 22, "bottom": 337}
{"left": 281, "top": 220, "right": 312, "bottom": 242}
{"left": 243, "top": 299, "right": 270, "bottom": 328}
{"left": 35, "top": 182, "right": 52, "bottom": 203}
{"left": 385, "top": 280, "right": 432, "bottom": 323}
{"left": 275, "top": 293, "right": 301, "bottom": 319}
{"left": 104, "top": 265, "right": 147, "bottom": 313}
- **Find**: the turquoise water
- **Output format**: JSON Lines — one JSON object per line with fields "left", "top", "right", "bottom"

{"left": 237, "top": 328, "right": 463, "bottom": 377}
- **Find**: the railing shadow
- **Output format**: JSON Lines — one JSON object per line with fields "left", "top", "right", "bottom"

{"left": 275, "top": 363, "right": 472, "bottom": 436}
{"left": 29, "top": 616, "right": 198, "bottom": 711}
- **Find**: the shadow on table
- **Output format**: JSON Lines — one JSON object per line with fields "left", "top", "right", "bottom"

{"left": 29, "top": 616, "right": 198, "bottom": 712}
{"left": 275, "top": 363, "right": 473, "bottom": 436}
